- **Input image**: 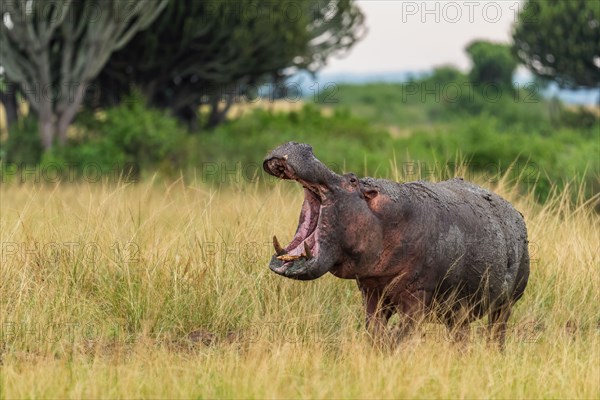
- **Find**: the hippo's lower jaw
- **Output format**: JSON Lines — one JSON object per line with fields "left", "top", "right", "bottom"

{"left": 268, "top": 255, "right": 329, "bottom": 281}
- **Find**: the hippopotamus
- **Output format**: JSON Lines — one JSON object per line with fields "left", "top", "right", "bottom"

{"left": 263, "top": 142, "right": 530, "bottom": 345}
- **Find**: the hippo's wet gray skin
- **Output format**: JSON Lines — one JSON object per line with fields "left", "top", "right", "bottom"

{"left": 263, "top": 142, "right": 529, "bottom": 345}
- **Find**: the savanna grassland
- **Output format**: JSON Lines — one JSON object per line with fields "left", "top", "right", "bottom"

{"left": 1, "top": 169, "right": 598, "bottom": 398}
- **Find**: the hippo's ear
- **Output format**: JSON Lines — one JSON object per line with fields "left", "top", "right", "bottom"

{"left": 362, "top": 189, "right": 378, "bottom": 200}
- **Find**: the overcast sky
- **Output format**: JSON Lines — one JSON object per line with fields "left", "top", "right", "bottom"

{"left": 323, "top": 0, "right": 524, "bottom": 73}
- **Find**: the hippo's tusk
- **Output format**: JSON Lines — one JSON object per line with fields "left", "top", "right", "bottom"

{"left": 273, "top": 235, "right": 285, "bottom": 256}
{"left": 303, "top": 242, "right": 312, "bottom": 259}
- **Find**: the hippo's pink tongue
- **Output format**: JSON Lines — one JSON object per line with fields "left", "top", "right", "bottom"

{"left": 271, "top": 187, "right": 320, "bottom": 260}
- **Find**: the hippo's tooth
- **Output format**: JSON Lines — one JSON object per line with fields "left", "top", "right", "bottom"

{"left": 273, "top": 235, "right": 285, "bottom": 256}
{"left": 303, "top": 242, "right": 312, "bottom": 259}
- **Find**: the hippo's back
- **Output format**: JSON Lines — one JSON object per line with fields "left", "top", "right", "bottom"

{"left": 434, "top": 178, "right": 530, "bottom": 305}
{"left": 359, "top": 176, "right": 529, "bottom": 307}
{"left": 392, "top": 178, "right": 529, "bottom": 311}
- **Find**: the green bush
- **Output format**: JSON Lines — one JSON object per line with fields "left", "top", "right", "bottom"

{"left": 0, "top": 115, "right": 43, "bottom": 165}
{"left": 466, "top": 40, "right": 517, "bottom": 88}
{"left": 394, "top": 115, "right": 598, "bottom": 201}
{"left": 330, "top": 72, "right": 552, "bottom": 133}
{"left": 53, "top": 94, "right": 187, "bottom": 179}
{"left": 558, "top": 105, "right": 599, "bottom": 130}
{"left": 189, "top": 104, "right": 597, "bottom": 202}
{"left": 189, "top": 104, "right": 396, "bottom": 182}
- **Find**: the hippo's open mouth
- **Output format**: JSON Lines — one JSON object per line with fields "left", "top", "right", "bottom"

{"left": 263, "top": 150, "right": 336, "bottom": 280}
{"left": 272, "top": 187, "right": 321, "bottom": 269}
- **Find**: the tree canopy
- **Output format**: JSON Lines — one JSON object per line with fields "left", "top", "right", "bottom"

{"left": 93, "top": 0, "right": 366, "bottom": 128}
{"left": 466, "top": 41, "right": 518, "bottom": 88}
{"left": 512, "top": 0, "right": 600, "bottom": 89}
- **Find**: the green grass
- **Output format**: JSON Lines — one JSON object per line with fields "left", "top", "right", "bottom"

{"left": 1, "top": 172, "right": 598, "bottom": 398}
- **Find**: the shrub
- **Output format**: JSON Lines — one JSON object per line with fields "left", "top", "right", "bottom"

{"left": 394, "top": 115, "right": 598, "bottom": 201}
{"left": 1, "top": 115, "right": 43, "bottom": 165}
{"left": 189, "top": 104, "right": 396, "bottom": 182}
{"left": 558, "top": 106, "right": 599, "bottom": 130}
{"left": 57, "top": 94, "right": 187, "bottom": 179}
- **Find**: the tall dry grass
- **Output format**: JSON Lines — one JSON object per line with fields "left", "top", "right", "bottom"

{"left": 0, "top": 170, "right": 598, "bottom": 398}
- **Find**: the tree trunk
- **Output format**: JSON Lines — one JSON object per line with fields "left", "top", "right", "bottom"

{"left": 56, "top": 83, "right": 87, "bottom": 145}
{"left": 38, "top": 105, "right": 56, "bottom": 151}
{"left": 174, "top": 105, "right": 199, "bottom": 132}
{"left": 206, "top": 96, "right": 233, "bottom": 129}
{"left": 57, "top": 114, "right": 70, "bottom": 146}
{"left": 39, "top": 118, "right": 56, "bottom": 151}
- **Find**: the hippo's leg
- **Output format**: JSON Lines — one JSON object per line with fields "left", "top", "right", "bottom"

{"left": 444, "top": 305, "right": 472, "bottom": 348}
{"left": 488, "top": 304, "right": 512, "bottom": 349}
{"left": 393, "top": 289, "right": 430, "bottom": 341}
{"left": 361, "top": 286, "right": 394, "bottom": 338}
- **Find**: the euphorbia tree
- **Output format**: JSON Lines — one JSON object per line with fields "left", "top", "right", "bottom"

{"left": 0, "top": 0, "right": 167, "bottom": 150}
